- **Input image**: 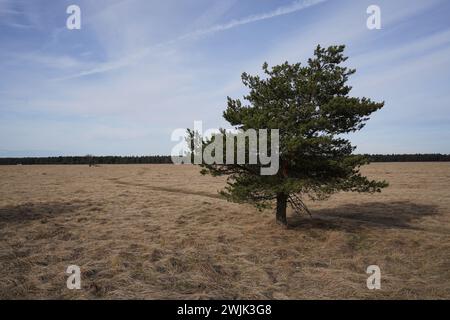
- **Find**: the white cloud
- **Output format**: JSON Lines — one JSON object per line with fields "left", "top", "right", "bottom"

{"left": 178, "top": 0, "right": 328, "bottom": 40}
{"left": 61, "top": 0, "right": 329, "bottom": 79}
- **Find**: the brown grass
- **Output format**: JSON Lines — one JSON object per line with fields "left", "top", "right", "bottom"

{"left": 0, "top": 163, "right": 449, "bottom": 299}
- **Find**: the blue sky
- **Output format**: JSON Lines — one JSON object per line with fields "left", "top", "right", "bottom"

{"left": 0, "top": 0, "right": 449, "bottom": 156}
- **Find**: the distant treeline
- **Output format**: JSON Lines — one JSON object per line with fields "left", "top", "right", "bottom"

{"left": 0, "top": 154, "right": 449, "bottom": 165}
{"left": 0, "top": 155, "right": 173, "bottom": 165}
{"left": 365, "top": 154, "right": 450, "bottom": 162}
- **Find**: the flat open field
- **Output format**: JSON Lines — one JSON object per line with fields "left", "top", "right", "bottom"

{"left": 0, "top": 163, "right": 449, "bottom": 299}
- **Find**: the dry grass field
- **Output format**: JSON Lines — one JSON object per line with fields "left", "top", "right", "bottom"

{"left": 0, "top": 163, "right": 449, "bottom": 299}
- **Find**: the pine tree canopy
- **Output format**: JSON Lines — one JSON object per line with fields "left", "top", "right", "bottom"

{"left": 193, "top": 44, "right": 389, "bottom": 225}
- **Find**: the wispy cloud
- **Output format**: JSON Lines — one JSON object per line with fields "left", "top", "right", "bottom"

{"left": 0, "top": 0, "right": 41, "bottom": 29}
{"left": 178, "top": 0, "right": 328, "bottom": 40}
{"left": 60, "top": 0, "right": 329, "bottom": 80}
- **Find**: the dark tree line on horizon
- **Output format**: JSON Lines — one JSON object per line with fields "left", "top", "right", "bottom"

{"left": 0, "top": 155, "right": 173, "bottom": 165}
{"left": 366, "top": 153, "right": 450, "bottom": 162}
{"left": 0, "top": 154, "right": 449, "bottom": 166}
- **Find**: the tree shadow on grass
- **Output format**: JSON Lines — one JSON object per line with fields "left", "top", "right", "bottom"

{"left": 0, "top": 201, "right": 94, "bottom": 225}
{"left": 288, "top": 201, "right": 439, "bottom": 232}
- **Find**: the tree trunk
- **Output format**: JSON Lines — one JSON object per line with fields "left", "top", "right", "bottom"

{"left": 276, "top": 193, "right": 288, "bottom": 226}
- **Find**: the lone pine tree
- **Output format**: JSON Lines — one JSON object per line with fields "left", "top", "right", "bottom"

{"left": 194, "top": 45, "right": 388, "bottom": 226}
